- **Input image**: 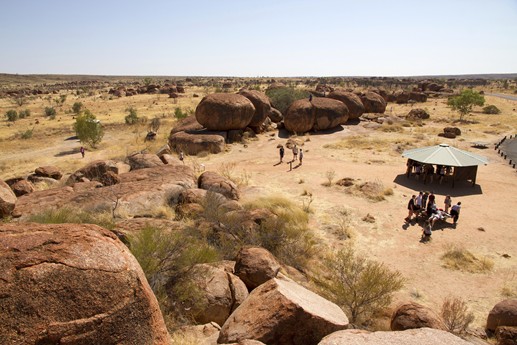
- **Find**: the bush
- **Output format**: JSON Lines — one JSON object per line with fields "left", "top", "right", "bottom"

{"left": 44, "top": 107, "right": 57, "bottom": 118}
{"left": 129, "top": 225, "right": 219, "bottom": 325}
{"left": 74, "top": 109, "right": 104, "bottom": 148}
{"left": 20, "top": 128, "right": 34, "bottom": 139}
{"left": 440, "top": 296, "right": 475, "bottom": 334}
{"left": 482, "top": 105, "right": 501, "bottom": 114}
{"left": 28, "top": 207, "right": 115, "bottom": 230}
{"left": 18, "top": 109, "right": 30, "bottom": 119}
{"left": 5, "top": 110, "right": 18, "bottom": 122}
{"left": 441, "top": 245, "right": 494, "bottom": 273}
{"left": 174, "top": 107, "right": 189, "bottom": 120}
{"left": 125, "top": 107, "right": 139, "bottom": 124}
{"left": 72, "top": 102, "right": 84, "bottom": 114}
{"left": 265, "top": 87, "right": 310, "bottom": 114}
{"left": 447, "top": 89, "right": 485, "bottom": 121}
{"left": 317, "top": 246, "right": 405, "bottom": 324}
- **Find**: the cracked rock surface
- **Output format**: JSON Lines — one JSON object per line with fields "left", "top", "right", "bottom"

{"left": 0, "top": 223, "right": 170, "bottom": 344}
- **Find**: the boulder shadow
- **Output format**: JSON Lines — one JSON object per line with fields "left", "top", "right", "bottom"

{"left": 55, "top": 148, "right": 81, "bottom": 157}
{"left": 393, "top": 174, "right": 483, "bottom": 197}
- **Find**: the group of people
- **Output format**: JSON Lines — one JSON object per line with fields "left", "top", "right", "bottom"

{"left": 406, "top": 191, "right": 462, "bottom": 240}
{"left": 406, "top": 159, "right": 452, "bottom": 184}
{"left": 279, "top": 144, "right": 303, "bottom": 169}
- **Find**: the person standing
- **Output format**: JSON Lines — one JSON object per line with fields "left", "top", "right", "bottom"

{"left": 422, "top": 191, "right": 429, "bottom": 209}
{"left": 415, "top": 191, "right": 423, "bottom": 211}
{"left": 179, "top": 150, "right": 184, "bottom": 164}
{"left": 279, "top": 145, "right": 285, "bottom": 163}
{"left": 80, "top": 146, "right": 85, "bottom": 158}
{"left": 444, "top": 195, "right": 452, "bottom": 213}
{"left": 450, "top": 202, "right": 461, "bottom": 224}
{"left": 299, "top": 149, "right": 304, "bottom": 165}
{"left": 292, "top": 144, "right": 299, "bottom": 161}
{"left": 405, "top": 195, "right": 416, "bottom": 222}
{"left": 428, "top": 191, "right": 435, "bottom": 206}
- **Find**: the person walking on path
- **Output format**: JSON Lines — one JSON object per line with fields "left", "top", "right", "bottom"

{"left": 299, "top": 149, "right": 304, "bottom": 165}
{"left": 279, "top": 145, "right": 285, "bottom": 163}
{"left": 292, "top": 144, "right": 299, "bottom": 161}
{"left": 450, "top": 202, "right": 461, "bottom": 224}
{"left": 444, "top": 195, "right": 452, "bottom": 213}
{"left": 405, "top": 195, "right": 417, "bottom": 222}
{"left": 80, "top": 146, "right": 85, "bottom": 158}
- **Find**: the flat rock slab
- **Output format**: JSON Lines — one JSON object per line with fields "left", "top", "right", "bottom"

{"left": 218, "top": 276, "right": 348, "bottom": 345}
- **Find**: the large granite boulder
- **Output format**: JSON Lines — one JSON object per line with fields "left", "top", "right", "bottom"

{"left": 238, "top": 89, "right": 272, "bottom": 127}
{"left": 188, "top": 264, "right": 249, "bottom": 326}
{"left": 66, "top": 160, "right": 121, "bottom": 185}
{"left": 312, "top": 97, "right": 349, "bottom": 129}
{"left": 327, "top": 90, "right": 365, "bottom": 120}
{"left": 360, "top": 91, "right": 387, "bottom": 113}
{"left": 126, "top": 153, "right": 164, "bottom": 170}
{"left": 487, "top": 299, "right": 517, "bottom": 332}
{"left": 169, "top": 130, "right": 226, "bottom": 156}
{"left": 234, "top": 247, "right": 281, "bottom": 290}
{"left": 10, "top": 179, "right": 35, "bottom": 197}
{"left": 407, "top": 108, "right": 430, "bottom": 120}
{"left": 284, "top": 99, "right": 315, "bottom": 133}
{"left": 0, "top": 179, "right": 17, "bottom": 218}
{"left": 409, "top": 91, "right": 428, "bottom": 103}
{"left": 269, "top": 107, "right": 283, "bottom": 123}
{"left": 196, "top": 93, "right": 255, "bottom": 131}
{"left": 495, "top": 326, "right": 517, "bottom": 345}
{"left": 199, "top": 171, "right": 239, "bottom": 200}
{"left": 170, "top": 115, "right": 204, "bottom": 135}
{"left": 0, "top": 223, "right": 170, "bottom": 344}
{"left": 34, "top": 165, "right": 63, "bottom": 180}
{"left": 218, "top": 276, "right": 349, "bottom": 345}
{"left": 390, "top": 302, "right": 445, "bottom": 331}
{"left": 318, "top": 328, "right": 471, "bottom": 345}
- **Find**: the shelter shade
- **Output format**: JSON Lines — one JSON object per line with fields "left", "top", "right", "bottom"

{"left": 402, "top": 144, "right": 488, "bottom": 167}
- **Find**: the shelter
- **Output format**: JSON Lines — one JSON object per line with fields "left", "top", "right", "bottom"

{"left": 402, "top": 144, "right": 488, "bottom": 187}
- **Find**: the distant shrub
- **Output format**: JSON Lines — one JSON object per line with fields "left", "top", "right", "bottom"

{"left": 20, "top": 128, "right": 34, "bottom": 139}
{"left": 316, "top": 245, "right": 405, "bottom": 324}
{"left": 18, "top": 109, "right": 30, "bottom": 118}
{"left": 72, "top": 102, "right": 84, "bottom": 114}
{"left": 125, "top": 107, "right": 139, "bottom": 124}
{"left": 5, "top": 110, "right": 18, "bottom": 122}
{"left": 44, "top": 106, "right": 56, "bottom": 118}
{"left": 174, "top": 107, "right": 189, "bottom": 120}
{"left": 441, "top": 245, "right": 494, "bottom": 273}
{"left": 265, "top": 87, "right": 310, "bottom": 114}
{"left": 482, "top": 105, "right": 501, "bottom": 114}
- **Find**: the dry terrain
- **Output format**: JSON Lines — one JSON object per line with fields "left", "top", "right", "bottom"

{"left": 1, "top": 79, "right": 517, "bottom": 329}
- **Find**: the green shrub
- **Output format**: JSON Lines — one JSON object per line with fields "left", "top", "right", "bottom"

{"left": 74, "top": 109, "right": 104, "bottom": 148}
{"left": 447, "top": 89, "right": 485, "bottom": 121}
{"left": 20, "top": 128, "right": 34, "bottom": 139}
{"left": 5, "top": 110, "right": 18, "bottom": 122}
{"left": 125, "top": 107, "right": 139, "bottom": 124}
{"left": 174, "top": 107, "right": 189, "bottom": 120}
{"left": 482, "top": 105, "right": 501, "bottom": 114}
{"left": 28, "top": 207, "right": 115, "bottom": 229}
{"left": 316, "top": 246, "right": 405, "bottom": 324}
{"left": 129, "top": 225, "right": 219, "bottom": 325}
{"left": 18, "top": 109, "right": 30, "bottom": 118}
{"left": 72, "top": 102, "right": 84, "bottom": 114}
{"left": 265, "top": 87, "right": 310, "bottom": 114}
{"left": 44, "top": 107, "right": 56, "bottom": 118}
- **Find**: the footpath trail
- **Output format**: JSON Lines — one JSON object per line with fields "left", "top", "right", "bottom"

{"left": 487, "top": 92, "right": 517, "bottom": 102}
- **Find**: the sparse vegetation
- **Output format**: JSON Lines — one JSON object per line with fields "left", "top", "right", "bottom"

{"left": 44, "top": 106, "right": 57, "bottom": 118}
{"left": 441, "top": 245, "right": 494, "bottom": 273}
{"left": 447, "top": 89, "right": 485, "bottom": 121}
{"left": 174, "top": 107, "right": 190, "bottom": 120}
{"left": 29, "top": 207, "right": 115, "bottom": 230}
{"left": 482, "top": 105, "right": 501, "bottom": 114}
{"left": 265, "top": 87, "right": 309, "bottom": 114}
{"left": 72, "top": 101, "right": 84, "bottom": 114}
{"left": 317, "top": 245, "right": 405, "bottom": 324}
{"left": 440, "top": 296, "right": 475, "bottom": 335}
{"left": 5, "top": 110, "right": 18, "bottom": 122}
{"left": 18, "top": 109, "right": 30, "bottom": 118}
{"left": 125, "top": 106, "right": 139, "bottom": 124}
{"left": 325, "top": 169, "right": 336, "bottom": 186}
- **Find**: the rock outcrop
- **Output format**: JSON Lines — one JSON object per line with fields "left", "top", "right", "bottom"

{"left": 126, "top": 153, "right": 164, "bottom": 170}
{"left": 238, "top": 89, "right": 272, "bottom": 128}
{"left": 407, "top": 108, "right": 430, "bottom": 120}
{"left": 199, "top": 171, "right": 240, "bottom": 200}
{"left": 390, "top": 302, "right": 445, "bottom": 331}
{"left": 360, "top": 91, "right": 387, "bottom": 113}
{"left": 66, "top": 160, "right": 121, "bottom": 185}
{"left": 189, "top": 264, "right": 248, "bottom": 326}
{"left": 284, "top": 99, "right": 315, "bottom": 133}
{"left": 196, "top": 93, "right": 255, "bottom": 131}
{"left": 327, "top": 90, "right": 365, "bottom": 120}
{"left": 318, "top": 328, "right": 471, "bottom": 345}
{"left": 0, "top": 223, "right": 170, "bottom": 344}
{"left": 0, "top": 179, "right": 17, "bottom": 218}
{"left": 487, "top": 299, "right": 517, "bottom": 332}
{"left": 34, "top": 165, "right": 63, "bottom": 180}
{"left": 311, "top": 97, "right": 349, "bottom": 129}
{"left": 169, "top": 130, "right": 226, "bottom": 156}
{"left": 218, "top": 276, "right": 348, "bottom": 345}
{"left": 234, "top": 247, "right": 281, "bottom": 290}
{"left": 10, "top": 179, "right": 35, "bottom": 197}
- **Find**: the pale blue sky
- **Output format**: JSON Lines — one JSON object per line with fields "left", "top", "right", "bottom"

{"left": 1, "top": 0, "right": 516, "bottom": 76}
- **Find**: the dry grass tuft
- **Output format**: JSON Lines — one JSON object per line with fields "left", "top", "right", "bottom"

{"left": 441, "top": 245, "right": 494, "bottom": 273}
{"left": 348, "top": 179, "right": 392, "bottom": 202}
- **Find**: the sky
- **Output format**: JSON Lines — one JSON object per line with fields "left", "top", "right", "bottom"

{"left": 1, "top": 0, "right": 516, "bottom": 77}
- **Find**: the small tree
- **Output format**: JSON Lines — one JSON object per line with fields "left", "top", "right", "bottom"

{"left": 44, "top": 107, "right": 57, "bottom": 119}
{"left": 74, "top": 109, "right": 104, "bottom": 148}
{"left": 447, "top": 89, "right": 485, "bottom": 121}
{"left": 319, "top": 246, "right": 405, "bottom": 324}
{"left": 440, "top": 296, "right": 475, "bottom": 334}
{"left": 72, "top": 102, "right": 84, "bottom": 114}
{"left": 5, "top": 110, "right": 18, "bottom": 122}
{"left": 125, "top": 107, "right": 139, "bottom": 125}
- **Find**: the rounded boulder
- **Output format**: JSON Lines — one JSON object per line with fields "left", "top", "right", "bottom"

{"left": 284, "top": 99, "right": 315, "bottom": 133}
{"left": 312, "top": 97, "right": 349, "bottom": 129}
{"left": 391, "top": 302, "right": 445, "bottom": 331}
{"left": 328, "top": 90, "right": 365, "bottom": 120}
{"left": 360, "top": 91, "right": 387, "bottom": 113}
{"left": 487, "top": 299, "right": 517, "bottom": 332}
{"left": 234, "top": 247, "right": 281, "bottom": 290}
{"left": 238, "top": 89, "right": 272, "bottom": 127}
{"left": 195, "top": 93, "right": 255, "bottom": 131}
